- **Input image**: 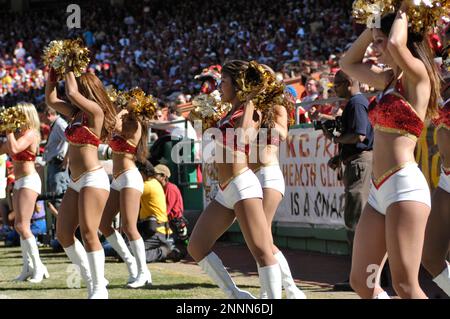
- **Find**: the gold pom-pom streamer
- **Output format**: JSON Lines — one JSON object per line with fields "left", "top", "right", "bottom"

{"left": 117, "top": 87, "right": 158, "bottom": 119}
{"left": 235, "top": 61, "right": 291, "bottom": 127}
{"left": 191, "top": 91, "right": 232, "bottom": 130}
{"left": 236, "top": 61, "right": 271, "bottom": 103}
{"left": 0, "top": 106, "right": 28, "bottom": 132}
{"left": 42, "top": 38, "right": 90, "bottom": 79}
{"left": 352, "top": 0, "right": 450, "bottom": 34}
{"left": 352, "top": 0, "right": 397, "bottom": 25}
{"left": 105, "top": 85, "right": 119, "bottom": 103}
{"left": 407, "top": 0, "right": 449, "bottom": 34}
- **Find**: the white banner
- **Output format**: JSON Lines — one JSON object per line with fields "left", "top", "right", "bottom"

{"left": 275, "top": 127, "right": 345, "bottom": 226}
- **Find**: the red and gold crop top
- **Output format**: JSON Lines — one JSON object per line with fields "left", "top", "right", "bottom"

{"left": 11, "top": 149, "right": 36, "bottom": 162}
{"left": 65, "top": 113, "right": 101, "bottom": 148}
{"left": 109, "top": 134, "right": 137, "bottom": 155}
{"left": 432, "top": 98, "right": 450, "bottom": 130}
{"left": 217, "top": 106, "right": 250, "bottom": 155}
{"left": 368, "top": 80, "right": 424, "bottom": 141}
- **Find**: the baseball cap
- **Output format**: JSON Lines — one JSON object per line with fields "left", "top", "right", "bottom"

{"left": 154, "top": 164, "right": 171, "bottom": 178}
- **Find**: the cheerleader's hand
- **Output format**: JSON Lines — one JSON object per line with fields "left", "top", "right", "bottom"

{"left": 48, "top": 68, "right": 57, "bottom": 83}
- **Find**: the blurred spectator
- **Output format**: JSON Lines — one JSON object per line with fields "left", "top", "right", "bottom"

{"left": 5, "top": 201, "right": 47, "bottom": 247}
{"left": 14, "top": 42, "right": 26, "bottom": 60}
{"left": 150, "top": 103, "right": 198, "bottom": 141}
{"left": 0, "top": 0, "right": 355, "bottom": 106}
{"left": 42, "top": 106, "right": 69, "bottom": 209}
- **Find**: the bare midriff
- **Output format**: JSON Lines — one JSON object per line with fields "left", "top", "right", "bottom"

{"left": 371, "top": 130, "right": 417, "bottom": 185}
{"left": 248, "top": 144, "right": 280, "bottom": 173}
{"left": 112, "top": 152, "right": 136, "bottom": 179}
{"left": 216, "top": 142, "right": 249, "bottom": 189}
{"left": 68, "top": 145, "right": 103, "bottom": 181}
{"left": 13, "top": 160, "right": 37, "bottom": 180}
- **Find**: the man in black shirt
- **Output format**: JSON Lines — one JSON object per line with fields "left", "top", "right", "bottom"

{"left": 323, "top": 70, "right": 374, "bottom": 290}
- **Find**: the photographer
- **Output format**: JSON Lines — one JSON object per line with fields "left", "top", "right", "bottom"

{"left": 153, "top": 164, "right": 189, "bottom": 261}
{"left": 136, "top": 161, "right": 174, "bottom": 263}
{"left": 322, "top": 70, "right": 374, "bottom": 290}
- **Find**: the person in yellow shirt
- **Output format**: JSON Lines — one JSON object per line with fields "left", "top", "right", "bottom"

{"left": 137, "top": 161, "right": 173, "bottom": 263}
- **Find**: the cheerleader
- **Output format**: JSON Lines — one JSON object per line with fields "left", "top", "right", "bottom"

{"left": 45, "top": 69, "right": 116, "bottom": 299}
{"left": 248, "top": 65, "right": 306, "bottom": 299}
{"left": 99, "top": 97, "right": 152, "bottom": 288}
{"left": 340, "top": 3, "right": 441, "bottom": 298}
{"left": 3, "top": 103, "right": 48, "bottom": 283}
{"left": 422, "top": 77, "right": 450, "bottom": 296}
{"left": 188, "top": 60, "right": 282, "bottom": 299}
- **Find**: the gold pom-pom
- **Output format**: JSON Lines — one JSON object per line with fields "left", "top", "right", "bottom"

{"left": 191, "top": 91, "right": 232, "bottom": 130}
{"left": 236, "top": 61, "right": 270, "bottom": 103}
{"left": 42, "top": 38, "right": 90, "bottom": 79}
{"left": 123, "top": 87, "right": 158, "bottom": 118}
{"left": 235, "top": 61, "right": 290, "bottom": 127}
{"left": 0, "top": 106, "right": 28, "bottom": 132}
{"left": 352, "top": 0, "right": 397, "bottom": 25}
{"left": 105, "top": 85, "right": 119, "bottom": 103}
{"left": 406, "top": 0, "right": 449, "bottom": 34}
{"left": 42, "top": 40, "right": 64, "bottom": 69}
{"left": 352, "top": 0, "right": 450, "bottom": 33}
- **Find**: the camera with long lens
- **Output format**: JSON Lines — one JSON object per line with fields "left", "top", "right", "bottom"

{"left": 169, "top": 216, "right": 189, "bottom": 244}
{"left": 313, "top": 116, "right": 343, "bottom": 136}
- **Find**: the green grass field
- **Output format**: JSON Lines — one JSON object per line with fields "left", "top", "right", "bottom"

{"left": 0, "top": 246, "right": 358, "bottom": 299}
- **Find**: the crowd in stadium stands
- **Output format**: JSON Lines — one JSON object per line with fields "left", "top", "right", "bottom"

{"left": 0, "top": 0, "right": 358, "bottom": 121}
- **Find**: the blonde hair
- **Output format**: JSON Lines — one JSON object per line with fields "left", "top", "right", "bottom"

{"left": 16, "top": 102, "right": 41, "bottom": 143}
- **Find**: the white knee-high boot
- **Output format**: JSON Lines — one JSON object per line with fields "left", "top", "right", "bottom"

{"left": 257, "top": 265, "right": 269, "bottom": 299}
{"left": 106, "top": 230, "right": 138, "bottom": 283}
{"left": 64, "top": 239, "right": 94, "bottom": 297}
{"left": 258, "top": 263, "right": 282, "bottom": 299}
{"left": 433, "top": 262, "right": 450, "bottom": 297}
{"left": 374, "top": 291, "right": 391, "bottom": 299}
{"left": 22, "top": 236, "right": 49, "bottom": 283}
{"left": 86, "top": 250, "right": 108, "bottom": 299}
{"left": 127, "top": 237, "right": 152, "bottom": 288}
{"left": 198, "top": 252, "right": 255, "bottom": 299}
{"left": 14, "top": 238, "right": 33, "bottom": 282}
{"left": 274, "top": 251, "right": 307, "bottom": 299}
